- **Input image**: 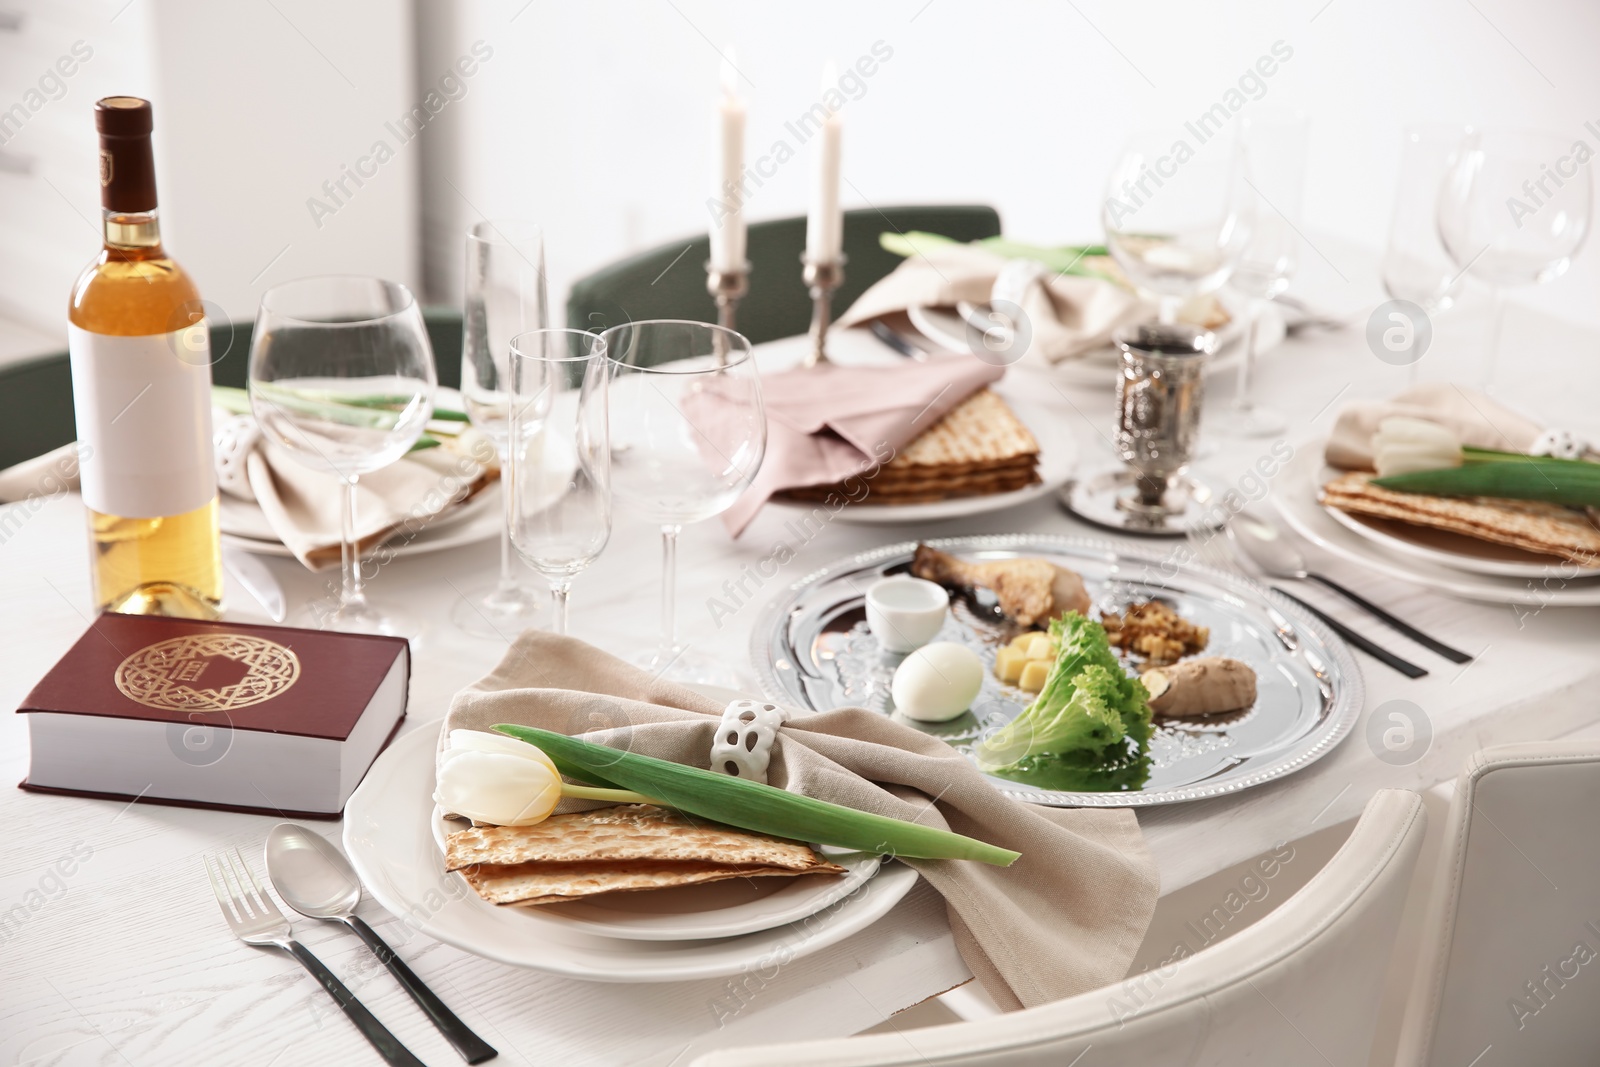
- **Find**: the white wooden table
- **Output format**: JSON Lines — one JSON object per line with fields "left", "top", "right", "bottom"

{"left": 6, "top": 272, "right": 1600, "bottom": 1065}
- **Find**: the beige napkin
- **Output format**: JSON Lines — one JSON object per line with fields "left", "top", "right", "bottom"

{"left": 0, "top": 435, "right": 493, "bottom": 571}
{"left": 0, "top": 443, "right": 81, "bottom": 504}
{"left": 444, "top": 632, "right": 1160, "bottom": 1011}
{"left": 247, "top": 437, "right": 494, "bottom": 570}
{"left": 1325, "top": 383, "right": 1544, "bottom": 471}
{"left": 838, "top": 244, "right": 1143, "bottom": 364}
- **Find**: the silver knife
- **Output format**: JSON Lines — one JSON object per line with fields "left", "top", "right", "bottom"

{"left": 222, "top": 544, "right": 287, "bottom": 622}
{"left": 869, "top": 320, "right": 929, "bottom": 361}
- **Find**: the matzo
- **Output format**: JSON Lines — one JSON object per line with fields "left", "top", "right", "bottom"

{"left": 445, "top": 804, "right": 834, "bottom": 872}
{"left": 459, "top": 859, "right": 827, "bottom": 906}
{"left": 1320, "top": 471, "right": 1600, "bottom": 564}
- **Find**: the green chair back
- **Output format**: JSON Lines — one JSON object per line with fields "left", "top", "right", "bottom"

{"left": 566, "top": 204, "right": 1001, "bottom": 344}
{"left": 0, "top": 308, "right": 465, "bottom": 471}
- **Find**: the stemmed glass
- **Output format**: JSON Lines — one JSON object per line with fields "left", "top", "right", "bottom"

{"left": 1224, "top": 111, "right": 1308, "bottom": 437}
{"left": 505, "top": 329, "right": 611, "bottom": 636}
{"left": 1382, "top": 124, "right": 1471, "bottom": 316}
{"left": 248, "top": 276, "right": 436, "bottom": 636}
{"left": 453, "top": 220, "right": 549, "bottom": 636}
{"left": 1101, "top": 126, "right": 1253, "bottom": 332}
{"left": 601, "top": 320, "right": 765, "bottom": 686}
{"left": 1438, "top": 127, "right": 1592, "bottom": 386}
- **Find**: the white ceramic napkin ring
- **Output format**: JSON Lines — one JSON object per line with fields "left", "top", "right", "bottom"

{"left": 1531, "top": 428, "right": 1587, "bottom": 460}
{"left": 213, "top": 413, "right": 261, "bottom": 501}
{"left": 711, "top": 700, "right": 787, "bottom": 785}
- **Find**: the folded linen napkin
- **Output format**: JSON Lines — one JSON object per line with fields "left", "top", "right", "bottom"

{"left": 720, "top": 355, "right": 1004, "bottom": 537}
{"left": 245, "top": 436, "right": 494, "bottom": 570}
{"left": 0, "top": 432, "right": 494, "bottom": 571}
{"left": 443, "top": 632, "right": 1161, "bottom": 1011}
{"left": 1325, "top": 383, "right": 1543, "bottom": 471}
{"left": 838, "top": 243, "right": 1143, "bottom": 365}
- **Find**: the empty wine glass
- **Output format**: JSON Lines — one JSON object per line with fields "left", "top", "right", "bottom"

{"left": 1381, "top": 124, "right": 1471, "bottom": 316}
{"left": 1102, "top": 126, "right": 1253, "bottom": 327}
{"left": 600, "top": 320, "right": 765, "bottom": 686}
{"left": 249, "top": 276, "right": 436, "bottom": 636}
{"left": 506, "top": 329, "right": 611, "bottom": 636}
{"left": 1224, "top": 111, "right": 1307, "bottom": 438}
{"left": 1438, "top": 127, "right": 1593, "bottom": 386}
{"left": 453, "top": 220, "right": 549, "bottom": 637}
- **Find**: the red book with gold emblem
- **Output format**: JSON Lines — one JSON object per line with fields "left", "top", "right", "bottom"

{"left": 17, "top": 613, "right": 409, "bottom": 818}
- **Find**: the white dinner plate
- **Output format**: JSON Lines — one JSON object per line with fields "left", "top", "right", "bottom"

{"left": 906, "top": 303, "right": 1248, "bottom": 390}
{"left": 342, "top": 719, "right": 920, "bottom": 980}
{"left": 1274, "top": 444, "right": 1600, "bottom": 605}
{"left": 767, "top": 395, "right": 1077, "bottom": 526}
{"left": 220, "top": 481, "right": 501, "bottom": 560}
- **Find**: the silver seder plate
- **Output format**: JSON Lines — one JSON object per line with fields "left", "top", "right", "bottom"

{"left": 750, "top": 535, "right": 1363, "bottom": 808}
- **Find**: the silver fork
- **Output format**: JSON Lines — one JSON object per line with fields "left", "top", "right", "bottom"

{"left": 205, "top": 848, "right": 427, "bottom": 1067}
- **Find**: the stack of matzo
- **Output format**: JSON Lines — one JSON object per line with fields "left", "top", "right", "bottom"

{"left": 444, "top": 804, "right": 844, "bottom": 906}
{"left": 1321, "top": 470, "right": 1600, "bottom": 565}
{"left": 785, "top": 388, "right": 1041, "bottom": 506}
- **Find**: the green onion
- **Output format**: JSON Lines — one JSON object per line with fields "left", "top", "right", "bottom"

{"left": 1373, "top": 454, "right": 1600, "bottom": 509}
{"left": 492, "top": 724, "right": 1021, "bottom": 866}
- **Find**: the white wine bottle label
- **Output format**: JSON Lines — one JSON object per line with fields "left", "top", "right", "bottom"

{"left": 68, "top": 323, "right": 215, "bottom": 518}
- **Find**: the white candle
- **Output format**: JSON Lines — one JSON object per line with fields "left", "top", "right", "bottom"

{"left": 710, "top": 53, "right": 746, "bottom": 272}
{"left": 805, "top": 60, "right": 843, "bottom": 264}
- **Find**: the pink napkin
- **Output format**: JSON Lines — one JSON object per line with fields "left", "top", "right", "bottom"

{"left": 721, "top": 355, "right": 1004, "bottom": 536}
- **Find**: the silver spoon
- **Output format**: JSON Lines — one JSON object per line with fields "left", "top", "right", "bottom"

{"left": 1226, "top": 514, "right": 1471, "bottom": 664}
{"left": 265, "top": 824, "right": 497, "bottom": 1064}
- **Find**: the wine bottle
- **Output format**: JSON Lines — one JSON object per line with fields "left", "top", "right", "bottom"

{"left": 67, "top": 96, "right": 222, "bottom": 619}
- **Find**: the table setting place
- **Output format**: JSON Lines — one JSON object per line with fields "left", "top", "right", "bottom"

{"left": 4, "top": 48, "right": 1600, "bottom": 1067}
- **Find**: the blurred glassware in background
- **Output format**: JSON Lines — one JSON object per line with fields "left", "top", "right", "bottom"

{"left": 1224, "top": 110, "right": 1308, "bottom": 438}
{"left": 1101, "top": 126, "right": 1254, "bottom": 328}
{"left": 601, "top": 320, "right": 765, "bottom": 687}
{"left": 1381, "top": 124, "right": 1471, "bottom": 321}
{"left": 454, "top": 220, "right": 550, "bottom": 637}
{"left": 249, "top": 275, "right": 436, "bottom": 637}
{"left": 1437, "top": 126, "right": 1592, "bottom": 387}
{"left": 506, "top": 329, "right": 612, "bottom": 637}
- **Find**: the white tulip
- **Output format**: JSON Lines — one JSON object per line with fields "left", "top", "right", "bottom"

{"left": 1373, "top": 416, "right": 1463, "bottom": 478}
{"left": 434, "top": 729, "right": 563, "bottom": 826}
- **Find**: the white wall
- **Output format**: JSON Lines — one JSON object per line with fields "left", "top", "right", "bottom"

{"left": 0, "top": 0, "right": 416, "bottom": 339}
{"left": 417, "top": 0, "right": 1600, "bottom": 330}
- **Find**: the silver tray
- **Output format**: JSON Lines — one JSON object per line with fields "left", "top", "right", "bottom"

{"left": 749, "top": 535, "right": 1363, "bottom": 807}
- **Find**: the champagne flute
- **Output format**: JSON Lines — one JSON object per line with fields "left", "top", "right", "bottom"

{"left": 506, "top": 329, "right": 611, "bottom": 636}
{"left": 453, "top": 220, "right": 549, "bottom": 637}
{"left": 600, "top": 320, "right": 765, "bottom": 685}
{"left": 1224, "top": 111, "right": 1307, "bottom": 437}
{"left": 248, "top": 276, "right": 436, "bottom": 636}
{"left": 1438, "top": 127, "right": 1592, "bottom": 387}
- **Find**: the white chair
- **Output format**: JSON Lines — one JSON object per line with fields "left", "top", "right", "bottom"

{"left": 1395, "top": 740, "right": 1600, "bottom": 1066}
{"left": 693, "top": 788, "right": 1426, "bottom": 1067}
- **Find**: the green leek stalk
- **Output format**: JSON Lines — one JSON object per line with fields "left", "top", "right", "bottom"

{"left": 879, "top": 231, "right": 1116, "bottom": 282}
{"left": 493, "top": 724, "right": 1021, "bottom": 866}
{"left": 1373, "top": 448, "right": 1600, "bottom": 509}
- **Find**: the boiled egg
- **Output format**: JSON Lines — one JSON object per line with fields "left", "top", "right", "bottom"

{"left": 891, "top": 642, "right": 984, "bottom": 722}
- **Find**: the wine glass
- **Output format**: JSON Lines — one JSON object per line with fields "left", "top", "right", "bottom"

{"left": 1438, "top": 127, "right": 1592, "bottom": 386}
{"left": 600, "top": 320, "right": 765, "bottom": 686}
{"left": 249, "top": 276, "right": 436, "bottom": 636}
{"left": 1381, "top": 124, "right": 1471, "bottom": 316}
{"left": 1101, "top": 126, "right": 1253, "bottom": 329}
{"left": 1224, "top": 111, "right": 1308, "bottom": 438}
{"left": 453, "top": 220, "right": 549, "bottom": 637}
{"left": 506, "top": 329, "right": 611, "bottom": 636}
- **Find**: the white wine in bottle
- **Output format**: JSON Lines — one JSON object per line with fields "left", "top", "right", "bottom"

{"left": 67, "top": 96, "right": 222, "bottom": 619}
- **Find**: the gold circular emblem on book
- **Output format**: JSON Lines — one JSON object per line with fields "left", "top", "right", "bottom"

{"left": 115, "top": 634, "right": 301, "bottom": 712}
